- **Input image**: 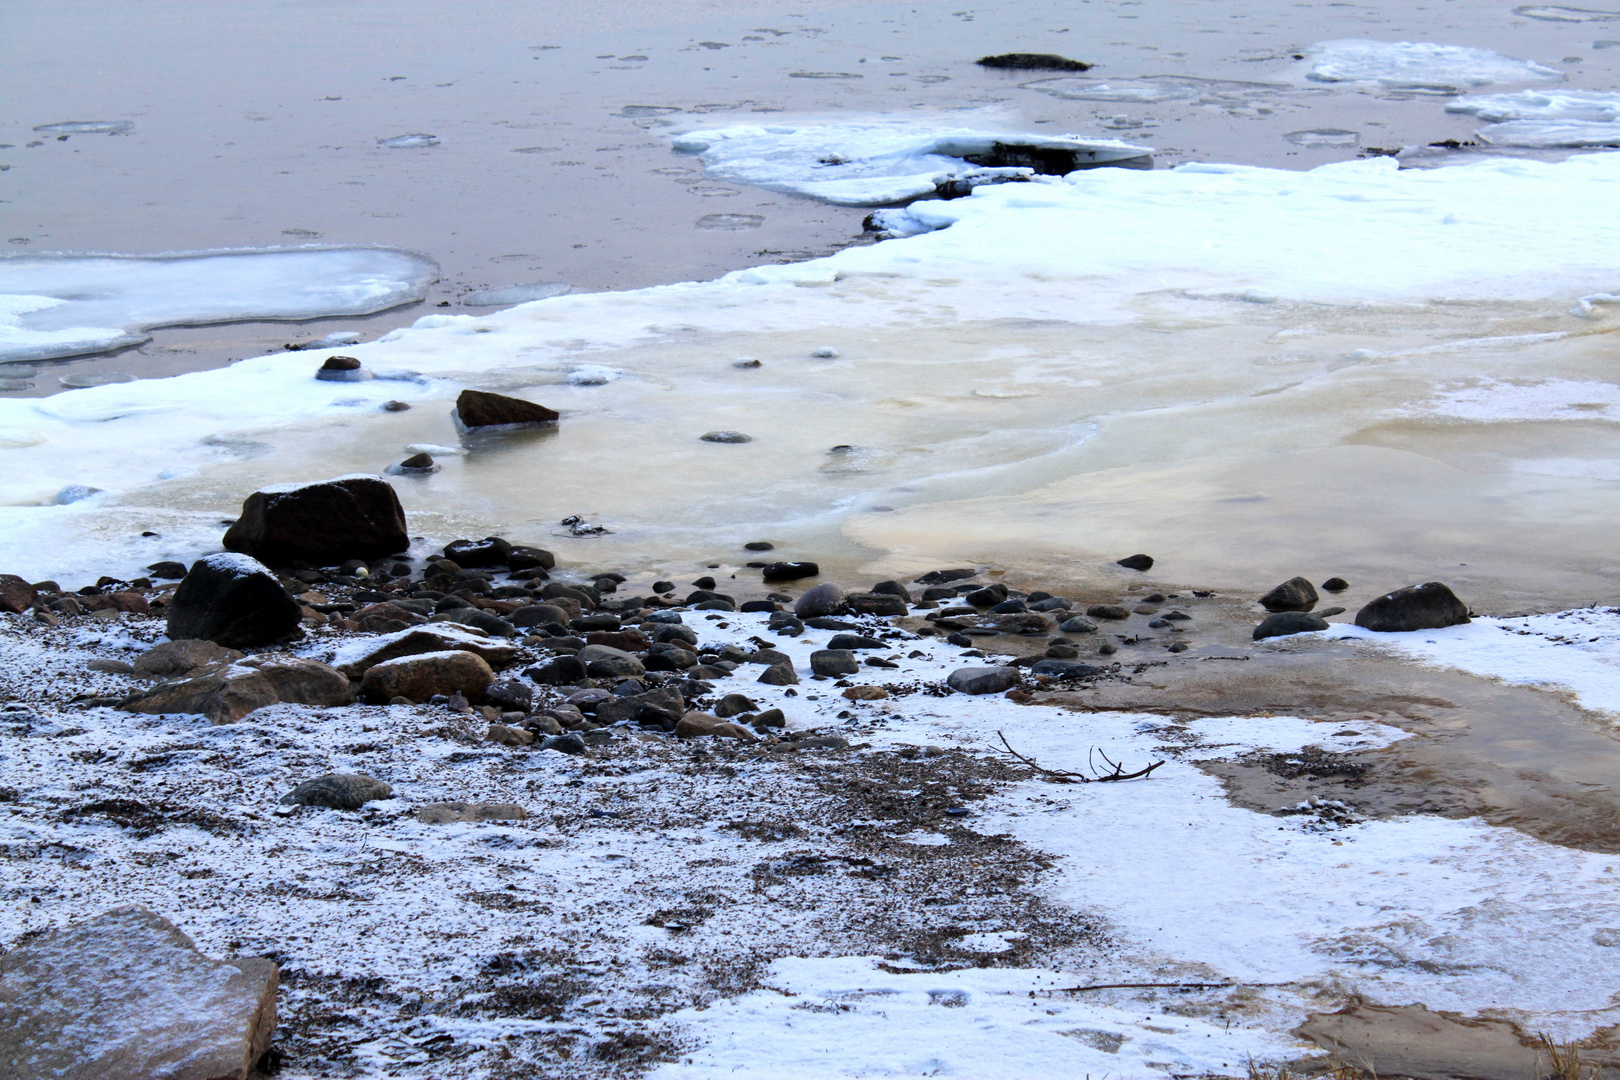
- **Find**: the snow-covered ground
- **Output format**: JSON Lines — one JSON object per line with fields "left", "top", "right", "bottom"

{"left": 6, "top": 594, "right": 1620, "bottom": 1077}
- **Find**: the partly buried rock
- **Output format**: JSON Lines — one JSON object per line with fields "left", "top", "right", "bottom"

{"left": 1254, "top": 611, "right": 1330, "bottom": 641}
{"left": 757, "top": 662, "right": 799, "bottom": 686}
{"left": 0, "top": 573, "right": 37, "bottom": 614}
{"left": 282, "top": 773, "right": 392, "bottom": 810}
{"left": 596, "top": 685, "right": 684, "bottom": 728}
{"left": 0, "top": 905, "right": 277, "bottom": 1080}
{"left": 1354, "top": 582, "right": 1471, "bottom": 633}
{"left": 444, "top": 536, "right": 511, "bottom": 567}
{"left": 575, "top": 644, "right": 644, "bottom": 679}
{"left": 453, "top": 389, "right": 559, "bottom": 431}
{"left": 333, "top": 624, "right": 517, "bottom": 676}
{"left": 845, "top": 591, "right": 908, "bottom": 617}
{"left": 810, "top": 649, "right": 860, "bottom": 677}
{"left": 947, "top": 666, "right": 1020, "bottom": 695}
{"left": 315, "top": 354, "right": 370, "bottom": 381}
{"left": 675, "top": 712, "right": 757, "bottom": 740}
{"left": 360, "top": 650, "right": 495, "bottom": 703}
{"left": 1116, "top": 553, "right": 1154, "bottom": 571}
{"left": 1029, "top": 659, "right": 1103, "bottom": 679}
{"left": 414, "top": 802, "right": 528, "bottom": 824}
{"left": 1259, "top": 576, "right": 1318, "bottom": 613}
{"left": 486, "top": 724, "right": 535, "bottom": 747}
{"left": 794, "top": 582, "right": 844, "bottom": 618}
{"left": 132, "top": 639, "right": 244, "bottom": 679}
{"left": 713, "top": 693, "right": 760, "bottom": 718}
{"left": 166, "top": 553, "right": 302, "bottom": 648}
{"left": 120, "top": 657, "right": 352, "bottom": 724}
{"left": 223, "top": 474, "right": 408, "bottom": 567}
{"left": 1085, "top": 603, "right": 1131, "bottom": 621}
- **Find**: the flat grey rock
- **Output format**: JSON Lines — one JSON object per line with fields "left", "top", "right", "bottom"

{"left": 281, "top": 772, "right": 392, "bottom": 810}
{"left": 947, "top": 666, "right": 1020, "bottom": 695}
{"left": 0, "top": 905, "right": 277, "bottom": 1080}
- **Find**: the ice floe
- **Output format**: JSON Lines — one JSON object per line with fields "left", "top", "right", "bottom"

{"left": 0, "top": 247, "right": 439, "bottom": 364}
{"left": 32, "top": 120, "right": 133, "bottom": 135}
{"left": 1290, "top": 40, "right": 1563, "bottom": 92}
{"left": 377, "top": 133, "right": 438, "bottom": 148}
{"left": 1448, "top": 90, "right": 1620, "bottom": 146}
{"left": 671, "top": 119, "right": 1151, "bottom": 206}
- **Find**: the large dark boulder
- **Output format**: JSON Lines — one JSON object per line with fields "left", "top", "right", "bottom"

{"left": 166, "top": 554, "right": 302, "bottom": 648}
{"left": 1259, "top": 576, "right": 1318, "bottom": 613}
{"left": 453, "top": 389, "right": 559, "bottom": 430}
{"left": 1354, "top": 582, "right": 1471, "bottom": 633}
{"left": 222, "top": 475, "right": 408, "bottom": 567}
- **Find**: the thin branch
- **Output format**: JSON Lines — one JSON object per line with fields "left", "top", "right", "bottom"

{"left": 1051, "top": 980, "right": 1292, "bottom": 993}
{"left": 997, "top": 732, "right": 1162, "bottom": 784}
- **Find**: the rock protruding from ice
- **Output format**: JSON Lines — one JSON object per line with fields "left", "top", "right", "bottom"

{"left": 452, "top": 389, "right": 559, "bottom": 431}
{"left": 672, "top": 120, "right": 1152, "bottom": 206}
{"left": 0, "top": 905, "right": 278, "bottom": 1080}
{"left": 462, "top": 283, "right": 570, "bottom": 307}
{"left": 0, "top": 247, "right": 439, "bottom": 364}
{"left": 223, "top": 475, "right": 410, "bottom": 567}
{"left": 1292, "top": 40, "right": 1562, "bottom": 92}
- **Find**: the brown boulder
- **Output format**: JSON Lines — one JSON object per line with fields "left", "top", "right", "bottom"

{"left": 132, "top": 639, "right": 244, "bottom": 679}
{"left": 222, "top": 474, "right": 408, "bottom": 567}
{"left": 120, "top": 657, "right": 351, "bottom": 724}
{"left": 82, "top": 591, "right": 151, "bottom": 615}
{"left": 453, "top": 389, "right": 559, "bottom": 430}
{"left": 360, "top": 649, "right": 494, "bottom": 703}
{"left": 0, "top": 905, "right": 277, "bottom": 1080}
{"left": 334, "top": 625, "right": 517, "bottom": 676}
{"left": 0, "top": 574, "right": 38, "bottom": 614}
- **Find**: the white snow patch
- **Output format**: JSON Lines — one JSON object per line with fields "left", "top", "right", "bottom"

{"left": 1290, "top": 40, "right": 1562, "bottom": 91}
{"left": 1479, "top": 119, "right": 1620, "bottom": 146}
{"left": 1329, "top": 608, "right": 1620, "bottom": 718}
{"left": 1407, "top": 377, "right": 1620, "bottom": 422}
{"left": 0, "top": 248, "right": 439, "bottom": 363}
{"left": 671, "top": 118, "right": 1150, "bottom": 206}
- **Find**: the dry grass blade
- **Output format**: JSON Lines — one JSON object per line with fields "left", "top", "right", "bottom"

{"left": 1538, "top": 1033, "right": 1600, "bottom": 1080}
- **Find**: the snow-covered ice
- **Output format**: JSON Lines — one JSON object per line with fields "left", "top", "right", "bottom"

{"left": 672, "top": 119, "right": 1151, "bottom": 206}
{"left": 0, "top": 248, "right": 439, "bottom": 364}
{"left": 1290, "top": 40, "right": 1563, "bottom": 91}
{"left": 1448, "top": 89, "right": 1620, "bottom": 121}
{"left": 32, "top": 120, "right": 133, "bottom": 135}
{"left": 1479, "top": 118, "right": 1620, "bottom": 146}
{"left": 1330, "top": 609, "right": 1620, "bottom": 718}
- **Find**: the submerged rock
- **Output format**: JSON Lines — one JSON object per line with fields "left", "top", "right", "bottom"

{"left": 167, "top": 553, "right": 301, "bottom": 648}
{"left": 700, "top": 430, "right": 753, "bottom": 443}
{"left": 0, "top": 906, "right": 278, "bottom": 1080}
{"left": 1354, "top": 582, "right": 1471, "bottom": 633}
{"left": 1259, "top": 576, "right": 1319, "bottom": 612}
{"left": 223, "top": 474, "right": 409, "bottom": 567}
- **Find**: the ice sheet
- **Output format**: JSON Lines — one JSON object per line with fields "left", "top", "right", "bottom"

{"left": 1329, "top": 609, "right": 1620, "bottom": 718}
{"left": 0, "top": 248, "right": 439, "bottom": 364}
{"left": 8, "top": 153, "right": 1620, "bottom": 583}
{"left": 671, "top": 119, "right": 1151, "bottom": 206}
{"left": 1479, "top": 119, "right": 1620, "bottom": 145}
{"left": 1290, "top": 40, "right": 1562, "bottom": 91}
{"left": 1407, "top": 377, "right": 1620, "bottom": 421}
{"left": 1448, "top": 89, "right": 1620, "bottom": 121}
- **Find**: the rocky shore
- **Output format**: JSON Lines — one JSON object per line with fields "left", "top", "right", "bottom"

{"left": 0, "top": 465, "right": 1580, "bottom": 1080}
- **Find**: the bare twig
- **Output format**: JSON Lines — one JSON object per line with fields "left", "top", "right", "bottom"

{"left": 997, "top": 732, "right": 1163, "bottom": 784}
{"left": 1053, "top": 980, "right": 1293, "bottom": 993}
